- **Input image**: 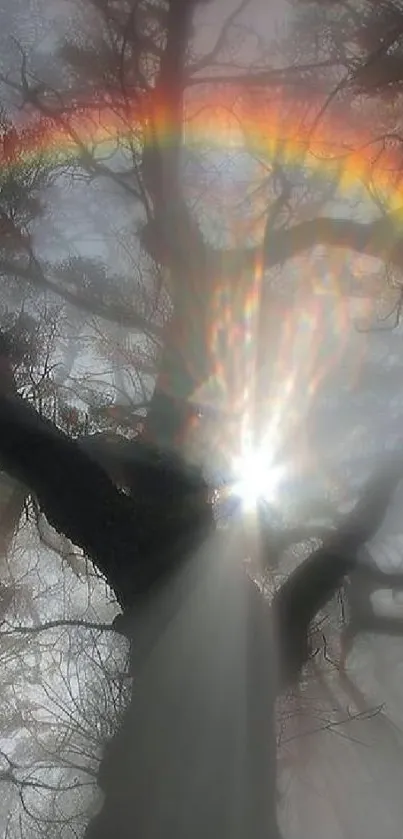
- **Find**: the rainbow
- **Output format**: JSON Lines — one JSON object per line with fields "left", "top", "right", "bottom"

{"left": 1, "top": 88, "right": 402, "bottom": 209}
{"left": 0, "top": 88, "right": 394, "bottom": 475}
{"left": 2, "top": 88, "right": 400, "bottom": 301}
{"left": 2, "top": 86, "right": 399, "bottom": 310}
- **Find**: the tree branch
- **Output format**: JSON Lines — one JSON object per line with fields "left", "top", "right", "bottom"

{"left": 274, "top": 454, "right": 403, "bottom": 688}
{"left": 0, "top": 255, "right": 162, "bottom": 338}
{"left": 219, "top": 211, "right": 403, "bottom": 282}
{"left": 264, "top": 213, "right": 403, "bottom": 269}
{"left": 0, "top": 394, "right": 214, "bottom": 609}
{"left": 0, "top": 618, "right": 114, "bottom": 635}
{"left": 0, "top": 394, "right": 147, "bottom": 607}
{"left": 187, "top": 60, "right": 341, "bottom": 86}
{"left": 188, "top": 0, "right": 252, "bottom": 75}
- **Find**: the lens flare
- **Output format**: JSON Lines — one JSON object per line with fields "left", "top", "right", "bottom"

{"left": 231, "top": 449, "right": 284, "bottom": 510}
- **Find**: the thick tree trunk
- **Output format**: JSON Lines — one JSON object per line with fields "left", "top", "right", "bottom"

{"left": 143, "top": 255, "right": 264, "bottom": 453}
{"left": 1, "top": 394, "right": 402, "bottom": 839}
{"left": 85, "top": 530, "right": 280, "bottom": 839}
{"left": 140, "top": 285, "right": 200, "bottom": 451}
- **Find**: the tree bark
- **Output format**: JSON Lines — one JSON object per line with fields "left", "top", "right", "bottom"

{"left": 86, "top": 531, "right": 280, "bottom": 839}
{"left": 0, "top": 395, "right": 402, "bottom": 838}
{"left": 0, "top": 392, "right": 280, "bottom": 837}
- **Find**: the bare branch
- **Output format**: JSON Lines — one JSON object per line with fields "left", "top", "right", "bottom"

{"left": 188, "top": 0, "right": 253, "bottom": 75}
{"left": 274, "top": 455, "right": 403, "bottom": 688}
{"left": 0, "top": 254, "right": 162, "bottom": 339}
{"left": 0, "top": 618, "right": 114, "bottom": 635}
{"left": 187, "top": 59, "right": 341, "bottom": 86}
{"left": 221, "top": 211, "right": 403, "bottom": 280}
{"left": 0, "top": 393, "right": 143, "bottom": 606}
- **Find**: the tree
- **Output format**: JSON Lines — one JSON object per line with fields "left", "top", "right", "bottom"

{"left": 2, "top": 1, "right": 403, "bottom": 837}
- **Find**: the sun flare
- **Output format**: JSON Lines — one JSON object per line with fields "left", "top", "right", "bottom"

{"left": 231, "top": 449, "right": 284, "bottom": 510}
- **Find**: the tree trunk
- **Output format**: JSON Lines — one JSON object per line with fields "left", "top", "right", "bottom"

{"left": 0, "top": 394, "right": 402, "bottom": 839}
{"left": 85, "top": 530, "right": 280, "bottom": 839}
{"left": 143, "top": 253, "right": 265, "bottom": 453}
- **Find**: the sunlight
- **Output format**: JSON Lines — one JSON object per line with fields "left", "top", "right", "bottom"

{"left": 231, "top": 448, "right": 284, "bottom": 510}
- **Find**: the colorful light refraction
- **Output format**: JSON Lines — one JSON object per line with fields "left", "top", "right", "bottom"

{"left": 2, "top": 87, "right": 402, "bottom": 206}
{"left": 1, "top": 87, "right": 396, "bottom": 500}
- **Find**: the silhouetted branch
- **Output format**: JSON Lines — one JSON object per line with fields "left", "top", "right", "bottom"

{"left": 0, "top": 618, "right": 114, "bottom": 635}
{"left": 0, "top": 393, "right": 144, "bottom": 606}
{"left": 274, "top": 455, "right": 403, "bottom": 688}
{"left": 187, "top": 60, "right": 340, "bottom": 86}
{"left": 188, "top": 0, "right": 252, "bottom": 74}
{"left": 0, "top": 393, "right": 214, "bottom": 608}
{"left": 231, "top": 211, "right": 403, "bottom": 278}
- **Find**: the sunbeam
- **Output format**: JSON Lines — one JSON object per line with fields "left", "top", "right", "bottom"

{"left": 231, "top": 447, "right": 285, "bottom": 510}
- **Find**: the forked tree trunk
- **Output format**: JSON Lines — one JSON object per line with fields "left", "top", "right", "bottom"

{"left": 0, "top": 392, "right": 402, "bottom": 839}
{"left": 83, "top": 455, "right": 403, "bottom": 839}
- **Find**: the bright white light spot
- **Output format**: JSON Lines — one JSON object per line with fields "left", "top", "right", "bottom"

{"left": 231, "top": 450, "right": 283, "bottom": 510}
